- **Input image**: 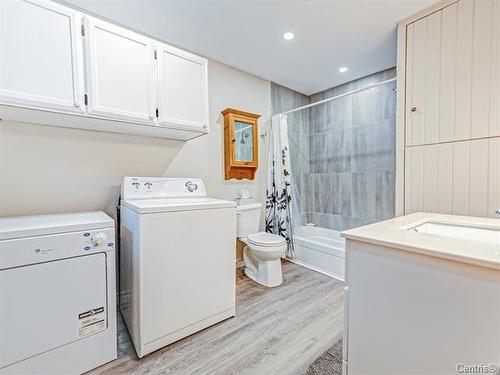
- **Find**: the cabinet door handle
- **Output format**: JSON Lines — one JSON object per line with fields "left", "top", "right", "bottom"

{"left": 411, "top": 106, "right": 417, "bottom": 112}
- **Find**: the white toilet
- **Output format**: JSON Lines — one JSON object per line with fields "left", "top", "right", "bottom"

{"left": 236, "top": 202, "right": 287, "bottom": 287}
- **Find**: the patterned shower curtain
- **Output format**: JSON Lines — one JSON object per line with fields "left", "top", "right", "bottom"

{"left": 265, "top": 114, "right": 295, "bottom": 258}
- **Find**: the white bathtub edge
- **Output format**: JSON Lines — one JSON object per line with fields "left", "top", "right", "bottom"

{"left": 285, "top": 257, "right": 345, "bottom": 283}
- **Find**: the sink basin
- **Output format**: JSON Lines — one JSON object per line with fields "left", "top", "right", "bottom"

{"left": 405, "top": 221, "right": 500, "bottom": 244}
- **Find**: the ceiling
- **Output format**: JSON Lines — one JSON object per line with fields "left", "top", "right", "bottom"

{"left": 65, "top": 0, "right": 437, "bottom": 95}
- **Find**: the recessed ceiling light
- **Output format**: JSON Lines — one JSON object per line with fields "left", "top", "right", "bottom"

{"left": 283, "top": 32, "right": 295, "bottom": 40}
{"left": 338, "top": 66, "right": 348, "bottom": 73}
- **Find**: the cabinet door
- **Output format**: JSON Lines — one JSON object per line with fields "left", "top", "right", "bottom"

{"left": 84, "top": 17, "right": 156, "bottom": 123}
{"left": 0, "top": 0, "right": 84, "bottom": 113}
{"left": 157, "top": 43, "right": 208, "bottom": 130}
{"left": 406, "top": 12, "right": 441, "bottom": 146}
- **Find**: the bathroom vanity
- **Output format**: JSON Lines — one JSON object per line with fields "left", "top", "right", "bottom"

{"left": 342, "top": 213, "right": 500, "bottom": 375}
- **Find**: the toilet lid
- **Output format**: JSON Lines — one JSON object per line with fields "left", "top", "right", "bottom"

{"left": 247, "top": 232, "right": 286, "bottom": 247}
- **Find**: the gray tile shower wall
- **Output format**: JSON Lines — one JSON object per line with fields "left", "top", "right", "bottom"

{"left": 270, "top": 68, "right": 396, "bottom": 231}
{"left": 309, "top": 68, "right": 396, "bottom": 230}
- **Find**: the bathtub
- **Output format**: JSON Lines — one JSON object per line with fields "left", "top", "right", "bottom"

{"left": 289, "top": 226, "right": 345, "bottom": 281}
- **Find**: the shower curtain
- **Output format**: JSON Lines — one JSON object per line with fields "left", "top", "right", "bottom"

{"left": 265, "top": 114, "right": 295, "bottom": 258}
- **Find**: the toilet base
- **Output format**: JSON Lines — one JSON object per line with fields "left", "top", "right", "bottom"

{"left": 243, "top": 247, "right": 283, "bottom": 287}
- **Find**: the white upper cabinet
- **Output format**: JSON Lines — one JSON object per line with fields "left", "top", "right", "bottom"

{"left": 84, "top": 17, "right": 156, "bottom": 123}
{"left": 0, "top": 0, "right": 209, "bottom": 140}
{"left": 0, "top": 0, "right": 84, "bottom": 113}
{"left": 157, "top": 44, "right": 209, "bottom": 130}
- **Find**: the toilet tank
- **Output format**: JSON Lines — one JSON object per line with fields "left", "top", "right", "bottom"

{"left": 236, "top": 203, "right": 262, "bottom": 237}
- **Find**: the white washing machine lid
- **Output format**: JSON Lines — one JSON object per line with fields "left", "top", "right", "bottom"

{"left": 0, "top": 211, "right": 113, "bottom": 241}
{"left": 247, "top": 232, "right": 286, "bottom": 247}
{"left": 121, "top": 197, "right": 236, "bottom": 214}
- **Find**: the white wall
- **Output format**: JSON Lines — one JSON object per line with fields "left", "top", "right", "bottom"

{"left": 0, "top": 60, "right": 271, "bottom": 219}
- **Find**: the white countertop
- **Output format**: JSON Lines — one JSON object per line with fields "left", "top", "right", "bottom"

{"left": 342, "top": 212, "right": 500, "bottom": 270}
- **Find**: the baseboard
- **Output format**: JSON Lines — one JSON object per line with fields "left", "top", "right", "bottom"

{"left": 286, "top": 257, "right": 345, "bottom": 282}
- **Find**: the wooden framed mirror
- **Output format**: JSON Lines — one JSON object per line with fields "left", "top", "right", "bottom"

{"left": 222, "top": 108, "right": 260, "bottom": 180}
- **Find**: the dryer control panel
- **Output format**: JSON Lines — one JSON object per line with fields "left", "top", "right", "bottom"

{"left": 122, "top": 177, "right": 207, "bottom": 200}
{"left": 0, "top": 228, "right": 115, "bottom": 270}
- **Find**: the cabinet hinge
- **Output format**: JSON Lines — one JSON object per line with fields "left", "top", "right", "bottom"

{"left": 155, "top": 108, "right": 159, "bottom": 118}
{"left": 81, "top": 24, "right": 85, "bottom": 37}
{"left": 154, "top": 50, "right": 157, "bottom": 60}
{"left": 84, "top": 94, "right": 88, "bottom": 106}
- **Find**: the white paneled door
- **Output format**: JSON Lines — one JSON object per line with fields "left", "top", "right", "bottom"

{"left": 157, "top": 44, "right": 208, "bottom": 130}
{"left": 0, "top": 0, "right": 84, "bottom": 113}
{"left": 403, "top": 0, "right": 500, "bottom": 219}
{"left": 84, "top": 17, "right": 156, "bottom": 123}
{"left": 405, "top": 0, "right": 500, "bottom": 146}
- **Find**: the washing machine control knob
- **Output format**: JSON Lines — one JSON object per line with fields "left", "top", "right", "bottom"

{"left": 91, "top": 232, "right": 107, "bottom": 247}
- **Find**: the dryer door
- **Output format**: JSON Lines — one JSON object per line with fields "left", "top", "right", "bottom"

{"left": 0, "top": 253, "right": 108, "bottom": 368}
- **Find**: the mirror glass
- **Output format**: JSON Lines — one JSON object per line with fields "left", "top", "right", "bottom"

{"left": 234, "top": 121, "right": 254, "bottom": 162}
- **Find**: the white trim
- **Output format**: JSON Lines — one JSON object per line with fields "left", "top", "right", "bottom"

{"left": 395, "top": 22, "right": 407, "bottom": 216}
{"left": 0, "top": 104, "right": 207, "bottom": 140}
{"left": 397, "top": 0, "right": 458, "bottom": 27}
{"left": 70, "top": 8, "right": 85, "bottom": 110}
{"left": 0, "top": 90, "right": 83, "bottom": 114}
{"left": 149, "top": 41, "right": 158, "bottom": 121}
{"left": 159, "top": 116, "right": 208, "bottom": 129}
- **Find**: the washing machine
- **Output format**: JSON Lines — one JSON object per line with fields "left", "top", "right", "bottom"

{"left": 120, "top": 177, "right": 236, "bottom": 358}
{"left": 0, "top": 211, "right": 117, "bottom": 374}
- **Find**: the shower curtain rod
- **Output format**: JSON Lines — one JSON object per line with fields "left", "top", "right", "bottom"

{"left": 276, "top": 77, "right": 397, "bottom": 117}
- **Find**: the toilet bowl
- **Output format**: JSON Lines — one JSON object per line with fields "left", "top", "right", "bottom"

{"left": 241, "top": 232, "right": 286, "bottom": 287}
{"left": 236, "top": 202, "right": 286, "bottom": 287}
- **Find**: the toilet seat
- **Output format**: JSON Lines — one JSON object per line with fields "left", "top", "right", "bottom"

{"left": 247, "top": 232, "right": 286, "bottom": 247}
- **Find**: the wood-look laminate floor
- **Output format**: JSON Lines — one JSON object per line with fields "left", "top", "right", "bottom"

{"left": 88, "top": 261, "right": 344, "bottom": 375}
